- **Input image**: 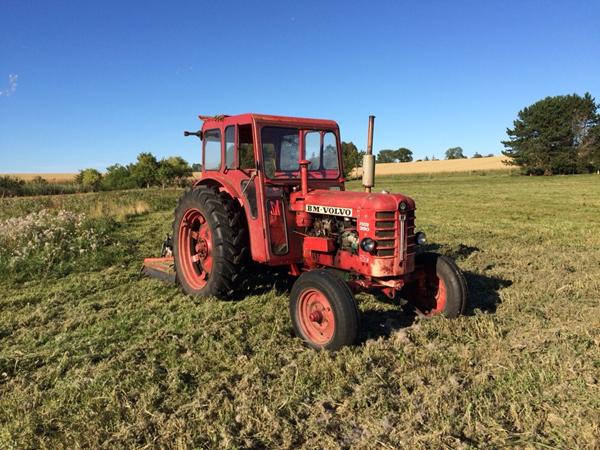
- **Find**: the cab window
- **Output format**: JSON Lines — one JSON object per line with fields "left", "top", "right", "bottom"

{"left": 239, "top": 124, "right": 255, "bottom": 170}
{"left": 225, "top": 126, "right": 235, "bottom": 168}
{"left": 322, "top": 132, "right": 339, "bottom": 170}
{"left": 305, "top": 130, "right": 340, "bottom": 178}
{"left": 204, "top": 129, "right": 222, "bottom": 170}
{"left": 261, "top": 127, "right": 299, "bottom": 178}
{"left": 305, "top": 131, "right": 321, "bottom": 169}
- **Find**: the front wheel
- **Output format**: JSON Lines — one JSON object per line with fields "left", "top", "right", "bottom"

{"left": 404, "top": 252, "right": 468, "bottom": 317}
{"left": 290, "top": 270, "right": 359, "bottom": 351}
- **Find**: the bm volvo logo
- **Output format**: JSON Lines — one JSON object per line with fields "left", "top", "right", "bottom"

{"left": 306, "top": 204, "right": 354, "bottom": 217}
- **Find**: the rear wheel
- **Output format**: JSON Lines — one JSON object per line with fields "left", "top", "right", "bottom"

{"left": 290, "top": 270, "right": 359, "bottom": 350}
{"left": 172, "top": 187, "right": 248, "bottom": 298}
{"left": 405, "top": 252, "right": 467, "bottom": 317}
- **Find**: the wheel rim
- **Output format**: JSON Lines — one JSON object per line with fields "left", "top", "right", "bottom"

{"left": 416, "top": 267, "right": 447, "bottom": 316}
{"left": 297, "top": 288, "right": 335, "bottom": 345}
{"left": 428, "top": 276, "right": 447, "bottom": 315}
{"left": 177, "top": 208, "right": 213, "bottom": 290}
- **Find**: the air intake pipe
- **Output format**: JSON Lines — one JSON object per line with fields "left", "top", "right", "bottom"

{"left": 362, "top": 115, "right": 376, "bottom": 193}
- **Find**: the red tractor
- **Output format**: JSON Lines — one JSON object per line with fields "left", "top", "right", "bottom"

{"left": 144, "top": 113, "right": 467, "bottom": 350}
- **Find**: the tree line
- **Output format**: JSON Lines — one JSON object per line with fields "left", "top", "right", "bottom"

{"left": 75, "top": 153, "right": 193, "bottom": 191}
{"left": 502, "top": 93, "right": 600, "bottom": 175}
{"left": 0, "top": 153, "right": 193, "bottom": 197}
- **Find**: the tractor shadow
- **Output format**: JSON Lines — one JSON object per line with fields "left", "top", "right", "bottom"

{"left": 420, "top": 243, "right": 512, "bottom": 315}
{"left": 462, "top": 271, "right": 512, "bottom": 315}
{"left": 358, "top": 270, "right": 512, "bottom": 344}
{"left": 242, "top": 265, "right": 295, "bottom": 297}
{"left": 422, "top": 242, "right": 480, "bottom": 259}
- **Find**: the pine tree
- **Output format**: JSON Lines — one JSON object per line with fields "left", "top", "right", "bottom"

{"left": 502, "top": 93, "right": 599, "bottom": 174}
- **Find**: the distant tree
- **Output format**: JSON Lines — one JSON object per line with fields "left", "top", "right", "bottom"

{"left": 486, "top": 153, "right": 495, "bottom": 157}
{"left": 445, "top": 147, "right": 466, "bottom": 159}
{"left": 191, "top": 163, "right": 202, "bottom": 172}
{"left": 431, "top": 155, "right": 438, "bottom": 161}
{"left": 130, "top": 152, "right": 159, "bottom": 188}
{"left": 157, "top": 161, "right": 176, "bottom": 189}
{"left": 578, "top": 122, "right": 600, "bottom": 171}
{"left": 395, "top": 147, "right": 413, "bottom": 162}
{"left": 29, "top": 176, "right": 48, "bottom": 185}
{"left": 502, "top": 93, "right": 600, "bottom": 174}
{"left": 102, "top": 164, "right": 136, "bottom": 190}
{"left": 341, "top": 141, "right": 364, "bottom": 177}
{"left": 157, "top": 156, "right": 193, "bottom": 188}
{"left": 472, "top": 152, "right": 483, "bottom": 158}
{"left": 376, "top": 148, "right": 413, "bottom": 163}
{"left": 424, "top": 156, "right": 430, "bottom": 161}
{"left": 75, "top": 168, "right": 103, "bottom": 191}
{"left": 376, "top": 149, "right": 397, "bottom": 163}
{"left": 168, "top": 156, "right": 193, "bottom": 182}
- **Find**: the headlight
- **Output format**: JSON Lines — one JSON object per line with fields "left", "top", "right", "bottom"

{"left": 360, "top": 237, "right": 376, "bottom": 253}
{"left": 415, "top": 231, "right": 427, "bottom": 245}
{"left": 399, "top": 201, "right": 407, "bottom": 211}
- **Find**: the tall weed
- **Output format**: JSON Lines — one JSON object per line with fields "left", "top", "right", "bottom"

{"left": 0, "top": 209, "right": 122, "bottom": 280}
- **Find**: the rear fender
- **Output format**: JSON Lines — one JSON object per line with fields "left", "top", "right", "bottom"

{"left": 193, "top": 176, "right": 263, "bottom": 262}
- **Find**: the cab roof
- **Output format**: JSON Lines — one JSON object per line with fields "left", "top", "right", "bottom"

{"left": 199, "top": 113, "right": 339, "bottom": 130}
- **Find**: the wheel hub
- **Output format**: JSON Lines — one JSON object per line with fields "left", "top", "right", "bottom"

{"left": 309, "top": 310, "right": 323, "bottom": 323}
{"left": 297, "top": 288, "right": 335, "bottom": 345}
{"left": 195, "top": 239, "right": 208, "bottom": 259}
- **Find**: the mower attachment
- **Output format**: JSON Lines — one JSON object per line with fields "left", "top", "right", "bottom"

{"left": 142, "top": 235, "right": 176, "bottom": 283}
{"left": 142, "top": 257, "right": 176, "bottom": 283}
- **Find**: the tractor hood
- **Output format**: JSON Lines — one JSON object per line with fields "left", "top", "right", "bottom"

{"left": 301, "top": 189, "right": 415, "bottom": 218}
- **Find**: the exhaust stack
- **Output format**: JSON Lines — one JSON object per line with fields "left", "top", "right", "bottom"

{"left": 362, "top": 115, "right": 376, "bottom": 193}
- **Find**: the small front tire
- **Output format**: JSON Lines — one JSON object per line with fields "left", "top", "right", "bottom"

{"left": 290, "top": 270, "right": 359, "bottom": 351}
{"left": 404, "top": 252, "right": 468, "bottom": 317}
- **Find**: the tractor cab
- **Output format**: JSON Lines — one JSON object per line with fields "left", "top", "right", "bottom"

{"left": 190, "top": 114, "right": 346, "bottom": 264}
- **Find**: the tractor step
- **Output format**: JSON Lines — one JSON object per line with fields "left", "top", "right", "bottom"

{"left": 142, "top": 257, "right": 176, "bottom": 283}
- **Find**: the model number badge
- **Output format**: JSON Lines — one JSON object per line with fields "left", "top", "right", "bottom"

{"left": 306, "top": 204, "right": 353, "bottom": 217}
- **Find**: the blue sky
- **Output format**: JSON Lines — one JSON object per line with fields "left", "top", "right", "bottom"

{"left": 1, "top": 0, "right": 599, "bottom": 172}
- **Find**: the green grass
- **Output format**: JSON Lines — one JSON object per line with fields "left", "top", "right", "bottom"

{"left": 1, "top": 174, "right": 599, "bottom": 449}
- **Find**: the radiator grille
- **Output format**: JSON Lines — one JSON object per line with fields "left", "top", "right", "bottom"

{"left": 373, "top": 211, "right": 396, "bottom": 257}
{"left": 373, "top": 209, "right": 415, "bottom": 259}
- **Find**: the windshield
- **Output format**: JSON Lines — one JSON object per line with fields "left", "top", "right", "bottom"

{"left": 261, "top": 126, "right": 340, "bottom": 179}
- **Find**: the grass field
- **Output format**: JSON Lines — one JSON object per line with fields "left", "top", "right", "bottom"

{"left": 1, "top": 172, "right": 599, "bottom": 448}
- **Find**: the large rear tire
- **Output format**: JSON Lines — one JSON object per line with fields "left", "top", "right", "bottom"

{"left": 290, "top": 270, "right": 359, "bottom": 350}
{"left": 172, "top": 187, "right": 248, "bottom": 299}
{"left": 405, "top": 252, "right": 467, "bottom": 317}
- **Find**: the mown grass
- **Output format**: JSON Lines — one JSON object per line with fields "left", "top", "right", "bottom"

{"left": 1, "top": 174, "right": 599, "bottom": 449}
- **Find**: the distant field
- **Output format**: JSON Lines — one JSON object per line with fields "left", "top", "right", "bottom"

{"left": 1, "top": 172, "right": 599, "bottom": 448}
{"left": 352, "top": 155, "right": 513, "bottom": 176}
{"left": 0, "top": 173, "right": 76, "bottom": 182}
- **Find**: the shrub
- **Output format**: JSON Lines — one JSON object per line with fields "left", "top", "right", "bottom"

{"left": 0, "top": 176, "right": 25, "bottom": 197}
{"left": 75, "top": 168, "right": 103, "bottom": 191}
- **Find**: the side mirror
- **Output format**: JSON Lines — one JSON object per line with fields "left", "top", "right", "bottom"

{"left": 184, "top": 130, "right": 203, "bottom": 139}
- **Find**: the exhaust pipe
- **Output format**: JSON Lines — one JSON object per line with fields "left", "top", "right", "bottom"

{"left": 362, "top": 115, "right": 375, "bottom": 193}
